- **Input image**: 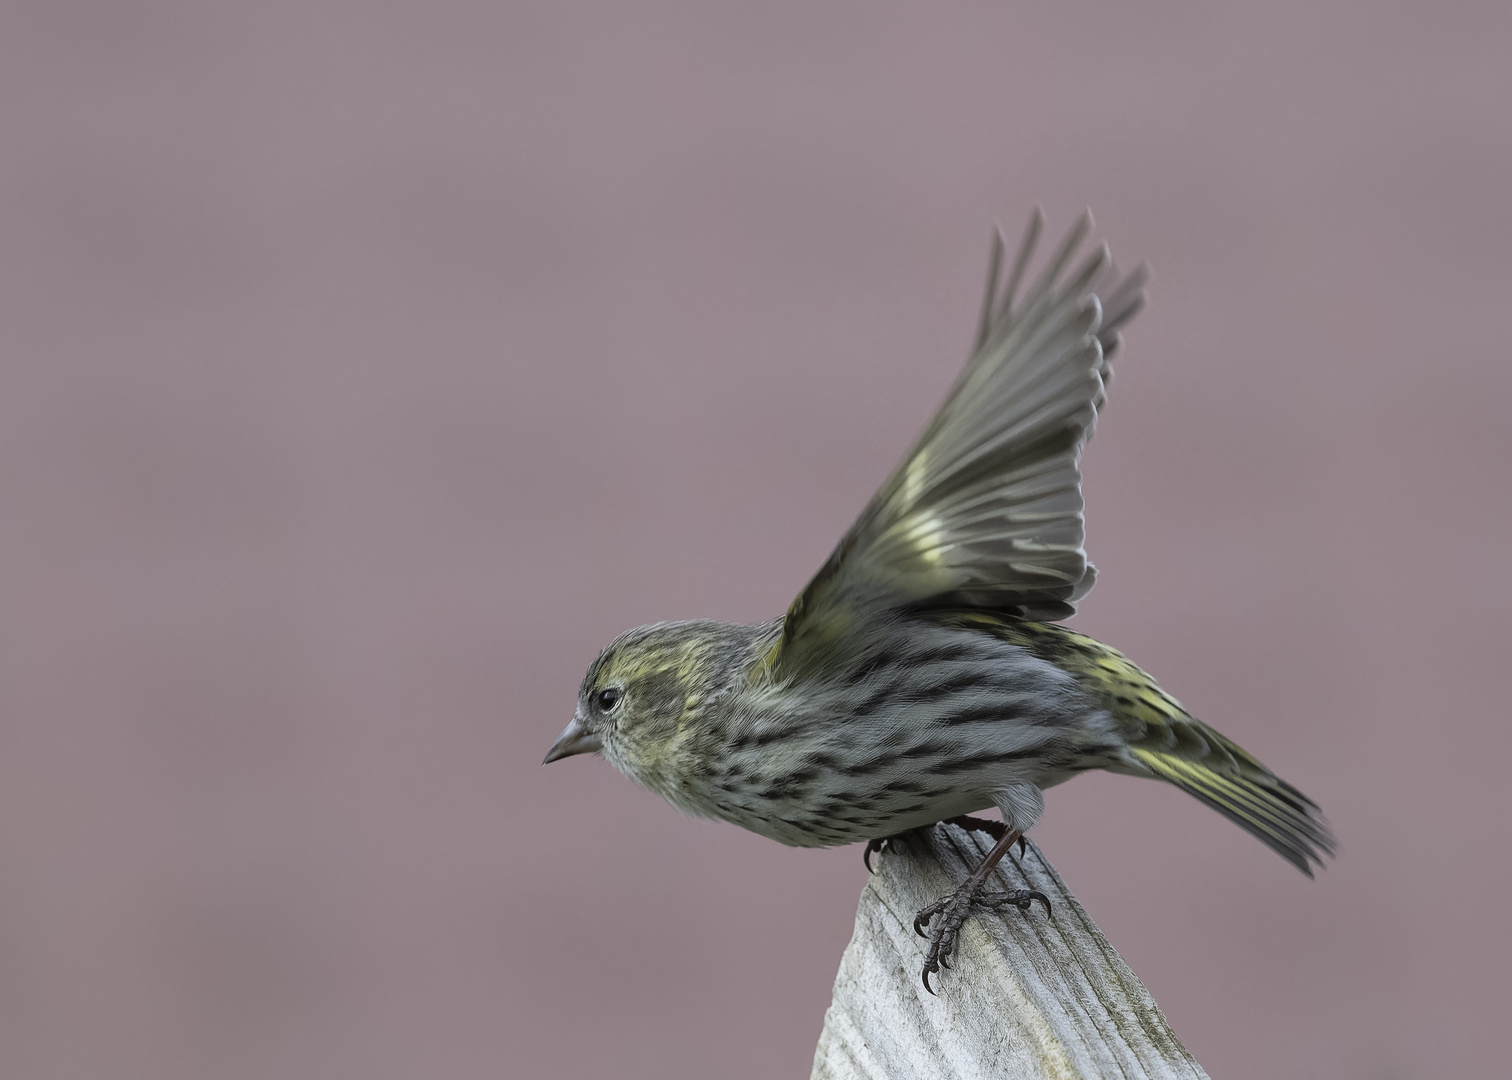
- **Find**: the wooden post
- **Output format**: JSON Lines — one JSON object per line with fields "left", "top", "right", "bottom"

{"left": 811, "top": 822, "right": 1209, "bottom": 1080}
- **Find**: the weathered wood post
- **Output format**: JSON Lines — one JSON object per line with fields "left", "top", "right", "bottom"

{"left": 812, "top": 822, "right": 1209, "bottom": 1079}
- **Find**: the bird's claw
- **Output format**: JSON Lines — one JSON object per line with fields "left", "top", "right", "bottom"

{"left": 863, "top": 836, "right": 891, "bottom": 873}
{"left": 913, "top": 897, "right": 947, "bottom": 937}
{"left": 914, "top": 885, "right": 1049, "bottom": 991}
{"left": 978, "top": 888, "right": 1052, "bottom": 917}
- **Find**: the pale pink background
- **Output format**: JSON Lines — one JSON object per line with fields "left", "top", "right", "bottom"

{"left": 2, "top": 2, "right": 1509, "bottom": 1077}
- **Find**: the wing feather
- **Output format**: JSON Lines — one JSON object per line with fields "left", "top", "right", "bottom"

{"left": 773, "top": 211, "right": 1147, "bottom": 675}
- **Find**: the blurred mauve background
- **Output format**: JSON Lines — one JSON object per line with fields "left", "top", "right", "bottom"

{"left": 2, "top": 2, "right": 1509, "bottom": 1077}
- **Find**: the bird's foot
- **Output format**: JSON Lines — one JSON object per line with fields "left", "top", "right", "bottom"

{"left": 864, "top": 833, "right": 909, "bottom": 872}
{"left": 913, "top": 882, "right": 1051, "bottom": 994}
{"left": 863, "top": 836, "right": 889, "bottom": 872}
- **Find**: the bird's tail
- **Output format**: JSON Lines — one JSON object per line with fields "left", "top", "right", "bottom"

{"left": 1128, "top": 724, "right": 1335, "bottom": 876}
{"left": 966, "top": 618, "right": 1336, "bottom": 874}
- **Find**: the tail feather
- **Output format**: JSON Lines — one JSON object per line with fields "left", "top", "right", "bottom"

{"left": 1130, "top": 736, "right": 1335, "bottom": 876}
{"left": 962, "top": 618, "right": 1335, "bottom": 875}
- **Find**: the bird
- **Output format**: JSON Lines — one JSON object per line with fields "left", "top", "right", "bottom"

{"left": 543, "top": 209, "right": 1334, "bottom": 992}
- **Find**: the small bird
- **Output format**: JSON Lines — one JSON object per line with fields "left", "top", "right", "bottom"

{"left": 544, "top": 210, "right": 1334, "bottom": 991}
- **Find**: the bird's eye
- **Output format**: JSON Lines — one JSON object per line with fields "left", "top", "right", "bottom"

{"left": 596, "top": 687, "right": 623, "bottom": 711}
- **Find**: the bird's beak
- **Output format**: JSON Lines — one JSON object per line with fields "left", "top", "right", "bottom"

{"left": 543, "top": 714, "right": 602, "bottom": 764}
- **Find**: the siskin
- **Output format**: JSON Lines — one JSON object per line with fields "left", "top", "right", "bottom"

{"left": 545, "top": 210, "right": 1334, "bottom": 991}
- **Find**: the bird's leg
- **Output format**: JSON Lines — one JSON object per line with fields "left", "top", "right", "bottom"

{"left": 913, "top": 826, "right": 1050, "bottom": 994}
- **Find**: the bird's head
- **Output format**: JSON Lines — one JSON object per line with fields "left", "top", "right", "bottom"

{"left": 543, "top": 619, "right": 769, "bottom": 790}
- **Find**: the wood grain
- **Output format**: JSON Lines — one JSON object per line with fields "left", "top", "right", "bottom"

{"left": 811, "top": 823, "right": 1209, "bottom": 1080}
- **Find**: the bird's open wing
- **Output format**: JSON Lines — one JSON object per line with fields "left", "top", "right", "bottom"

{"left": 769, "top": 211, "right": 1147, "bottom": 678}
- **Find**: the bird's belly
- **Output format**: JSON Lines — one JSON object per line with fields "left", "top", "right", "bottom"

{"left": 694, "top": 736, "right": 1067, "bottom": 848}
{"left": 702, "top": 791, "right": 1004, "bottom": 848}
